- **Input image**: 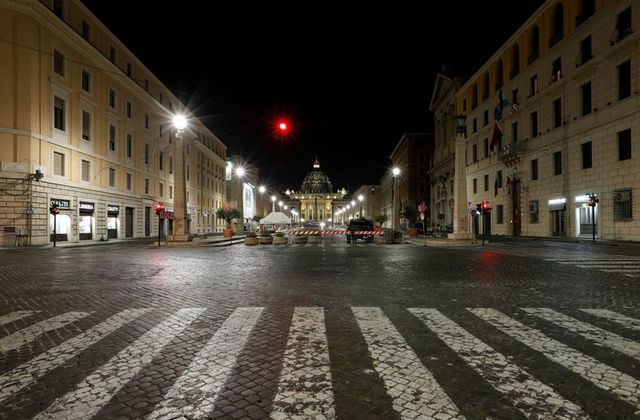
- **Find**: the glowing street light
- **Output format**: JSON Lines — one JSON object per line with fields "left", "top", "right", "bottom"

{"left": 358, "top": 194, "right": 364, "bottom": 216}
{"left": 392, "top": 166, "right": 401, "bottom": 230}
{"left": 235, "top": 166, "right": 245, "bottom": 178}
{"left": 172, "top": 114, "right": 187, "bottom": 131}
{"left": 259, "top": 185, "right": 266, "bottom": 194}
{"left": 271, "top": 195, "right": 276, "bottom": 212}
{"left": 171, "top": 114, "right": 188, "bottom": 241}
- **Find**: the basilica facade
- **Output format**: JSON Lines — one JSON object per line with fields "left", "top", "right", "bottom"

{"left": 285, "top": 159, "right": 346, "bottom": 223}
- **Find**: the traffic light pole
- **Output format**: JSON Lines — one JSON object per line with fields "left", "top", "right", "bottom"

{"left": 482, "top": 212, "right": 486, "bottom": 246}
{"left": 53, "top": 212, "right": 57, "bottom": 248}
{"left": 158, "top": 213, "right": 161, "bottom": 247}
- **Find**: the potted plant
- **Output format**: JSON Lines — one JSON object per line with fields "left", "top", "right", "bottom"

{"left": 374, "top": 213, "right": 388, "bottom": 230}
{"left": 259, "top": 229, "right": 273, "bottom": 244}
{"left": 216, "top": 204, "right": 242, "bottom": 238}
{"left": 273, "top": 231, "right": 288, "bottom": 246}
{"left": 401, "top": 205, "right": 419, "bottom": 236}
{"left": 244, "top": 231, "right": 258, "bottom": 246}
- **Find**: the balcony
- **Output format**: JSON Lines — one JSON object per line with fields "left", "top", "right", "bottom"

{"left": 497, "top": 141, "right": 527, "bottom": 164}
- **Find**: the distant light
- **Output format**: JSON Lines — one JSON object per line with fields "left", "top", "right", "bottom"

{"left": 235, "top": 167, "right": 245, "bottom": 177}
{"left": 172, "top": 115, "right": 187, "bottom": 130}
{"left": 358, "top": 194, "right": 364, "bottom": 202}
{"left": 271, "top": 195, "right": 276, "bottom": 202}
{"left": 279, "top": 122, "right": 287, "bottom": 131}
{"left": 278, "top": 201, "right": 283, "bottom": 207}
{"left": 320, "top": 222, "right": 326, "bottom": 229}
{"left": 351, "top": 200, "right": 356, "bottom": 206}
{"left": 259, "top": 186, "right": 266, "bottom": 193}
{"left": 392, "top": 167, "right": 401, "bottom": 176}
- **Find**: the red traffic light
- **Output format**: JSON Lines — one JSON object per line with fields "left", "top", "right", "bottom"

{"left": 481, "top": 200, "right": 491, "bottom": 213}
{"left": 155, "top": 202, "right": 164, "bottom": 215}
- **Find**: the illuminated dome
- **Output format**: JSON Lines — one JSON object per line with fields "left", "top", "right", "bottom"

{"left": 300, "top": 158, "right": 333, "bottom": 194}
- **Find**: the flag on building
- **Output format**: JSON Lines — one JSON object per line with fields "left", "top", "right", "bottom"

{"left": 493, "top": 88, "right": 509, "bottom": 121}
{"left": 490, "top": 121, "right": 502, "bottom": 151}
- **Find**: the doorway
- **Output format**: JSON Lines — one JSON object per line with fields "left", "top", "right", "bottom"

{"left": 144, "top": 206, "right": 151, "bottom": 237}
{"left": 551, "top": 209, "right": 566, "bottom": 236}
{"left": 125, "top": 207, "right": 134, "bottom": 238}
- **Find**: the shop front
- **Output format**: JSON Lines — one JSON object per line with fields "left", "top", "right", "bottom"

{"left": 107, "top": 205, "right": 119, "bottom": 239}
{"left": 49, "top": 198, "right": 71, "bottom": 242}
{"left": 548, "top": 198, "right": 566, "bottom": 237}
{"left": 79, "top": 201, "right": 95, "bottom": 240}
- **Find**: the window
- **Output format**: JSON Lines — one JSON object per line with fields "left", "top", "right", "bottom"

{"left": 551, "top": 58, "right": 562, "bottom": 82}
{"left": 483, "top": 138, "right": 489, "bottom": 158}
{"left": 473, "top": 178, "right": 477, "bottom": 194}
{"left": 618, "top": 60, "right": 631, "bottom": 100}
{"left": 81, "top": 159, "right": 90, "bottom": 181}
{"left": 109, "top": 168, "right": 115, "bottom": 187}
{"left": 159, "top": 124, "right": 163, "bottom": 138}
{"left": 169, "top": 156, "right": 173, "bottom": 174}
{"left": 471, "top": 85, "right": 478, "bottom": 109}
{"left": 483, "top": 110, "right": 489, "bottom": 126}
{"left": 512, "top": 122, "right": 518, "bottom": 142}
{"left": 497, "top": 170, "right": 503, "bottom": 188}
{"left": 531, "top": 159, "right": 538, "bottom": 180}
{"left": 144, "top": 144, "right": 149, "bottom": 164}
{"left": 553, "top": 151, "right": 562, "bottom": 175}
{"left": 81, "top": 69, "right": 91, "bottom": 92}
{"left": 126, "top": 134, "right": 132, "bottom": 158}
{"left": 159, "top": 92, "right": 163, "bottom": 103}
{"left": 81, "top": 110, "right": 91, "bottom": 140}
{"left": 159, "top": 183, "right": 164, "bottom": 197}
{"left": 472, "top": 144, "right": 478, "bottom": 162}
{"left": 186, "top": 166, "right": 190, "bottom": 181}
{"left": 496, "top": 205, "right": 504, "bottom": 224}
{"left": 553, "top": 98, "right": 562, "bottom": 128}
{"left": 576, "top": 0, "right": 595, "bottom": 26}
{"left": 109, "top": 125, "right": 116, "bottom": 151}
{"left": 612, "top": 7, "right": 632, "bottom": 44}
{"left": 53, "top": 0, "right": 64, "bottom": 18}
{"left": 54, "top": 96, "right": 65, "bottom": 131}
{"left": 511, "top": 88, "right": 518, "bottom": 105}
{"left": 169, "top": 186, "right": 173, "bottom": 199}
{"left": 463, "top": 98, "right": 467, "bottom": 111}
{"left": 495, "top": 60, "right": 504, "bottom": 91}
{"left": 529, "top": 75, "right": 539, "bottom": 97}
{"left": 530, "top": 111, "right": 538, "bottom": 138}
{"left": 109, "top": 89, "right": 116, "bottom": 108}
{"left": 472, "top": 118, "right": 477, "bottom": 133}
{"left": 618, "top": 129, "right": 631, "bottom": 161}
{"left": 577, "top": 36, "right": 592, "bottom": 66}
{"left": 123, "top": 100, "right": 131, "bottom": 118}
{"left": 126, "top": 62, "right": 132, "bottom": 77}
{"left": 484, "top": 174, "right": 489, "bottom": 191}
{"left": 81, "top": 20, "right": 90, "bottom": 40}
{"left": 582, "top": 141, "right": 592, "bottom": 169}
{"left": 144, "top": 114, "right": 149, "bottom": 129}
{"left": 144, "top": 178, "right": 149, "bottom": 194}
{"left": 575, "top": 82, "right": 590, "bottom": 117}
{"left": 126, "top": 173, "right": 132, "bottom": 191}
{"left": 613, "top": 189, "right": 632, "bottom": 221}
{"left": 109, "top": 46, "right": 116, "bottom": 63}
{"left": 482, "top": 73, "right": 490, "bottom": 101}
{"left": 529, "top": 26, "right": 540, "bottom": 63}
{"left": 144, "top": 79, "right": 149, "bottom": 92}
{"left": 159, "top": 151, "right": 164, "bottom": 170}
{"left": 529, "top": 200, "right": 539, "bottom": 223}
{"left": 53, "top": 50, "right": 65, "bottom": 76}
{"left": 550, "top": 4, "right": 564, "bottom": 47}
{"left": 53, "top": 151, "right": 64, "bottom": 176}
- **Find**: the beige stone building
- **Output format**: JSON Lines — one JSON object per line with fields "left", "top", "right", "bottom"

{"left": 457, "top": 0, "right": 639, "bottom": 240}
{"left": 0, "top": 0, "right": 227, "bottom": 246}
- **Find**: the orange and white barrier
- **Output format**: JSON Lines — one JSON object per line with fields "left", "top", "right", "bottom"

{"left": 290, "top": 230, "right": 383, "bottom": 235}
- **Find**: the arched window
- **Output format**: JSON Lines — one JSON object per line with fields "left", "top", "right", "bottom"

{"left": 471, "top": 84, "right": 478, "bottom": 109}
{"left": 550, "top": 3, "right": 564, "bottom": 47}
{"left": 528, "top": 25, "right": 540, "bottom": 64}
{"left": 576, "top": 0, "right": 595, "bottom": 26}
{"left": 482, "top": 73, "right": 490, "bottom": 101}
{"left": 495, "top": 60, "right": 504, "bottom": 91}
{"left": 511, "top": 44, "right": 520, "bottom": 78}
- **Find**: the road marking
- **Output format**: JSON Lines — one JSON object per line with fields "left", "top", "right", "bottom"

{"left": 580, "top": 309, "right": 640, "bottom": 331}
{"left": 576, "top": 265, "right": 640, "bottom": 270}
{"left": 470, "top": 308, "right": 640, "bottom": 412}
{"left": 0, "top": 312, "right": 90, "bottom": 352}
{"left": 524, "top": 308, "right": 640, "bottom": 360}
{"left": 0, "top": 310, "right": 40, "bottom": 326}
{"left": 147, "top": 307, "right": 263, "bottom": 420}
{"left": 34, "top": 308, "right": 204, "bottom": 420}
{"left": 352, "top": 307, "right": 463, "bottom": 420}
{"left": 270, "top": 307, "right": 334, "bottom": 419}
{"left": 546, "top": 258, "right": 640, "bottom": 262}
{"left": 0, "top": 309, "right": 149, "bottom": 404}
{"left": 409, "top": 308, "right": 587, "bottom": 419}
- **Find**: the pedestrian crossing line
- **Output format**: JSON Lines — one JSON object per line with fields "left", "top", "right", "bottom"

{"left": 599, "top": 269, "right": 640, "bottom": 273}
{"left": 469, "top": 308, "right": 640, "bottom": 413}
{"left": 576, "top": 265, "right": 640, "bottom": 270}
{"left": 270, "top": 307, "right": 335, "bottom": 419}
{"left": 569, "top": 261, "right": 640, "bottom": 265}
{"left": 408, "top": 308, "right": 588, "bottom": 419}
{"left": 546, "top": 258, "right": 640, "bottom": 262}
{"left": 0, "top": 310, "right": 40, "bottom": 326}
{"left": 0, "top": 309, "right": 149, "bottom": 405}
{"left": 34, "top": 308, "right": 205, "bottom": 420}
{"left": 146, "top": 307, "right": 263, "bottom": 420}
{"left": 523, "top": 308, "right": 640, "bottom": 361}
{"left": 580, "top": 309, "right": 640, "bottom": 331}
{"left": 0, "top": 311, "right": 91, "bottom": 353}
{"left": 352, "top": 307, "right": 463, "bottom": 420}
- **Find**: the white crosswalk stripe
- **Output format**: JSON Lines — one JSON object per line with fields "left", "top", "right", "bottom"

{"left": 146, "top": 307, "right": 263, "bottom": 420}
{"left": 545, "top": 256, "right": 640, "bottom": 277}
{"left": 580, "top": 308, "right": 640, "bottom": 331}
{"left": 0, "top": 309, "right": 149, "bottom": 404}
{"left": 409, "top": 308, "right": 587, "bottom": 419}
{"left": 0, "top": 311, "right": 91, "bottom": 352}
{"left": 470, "top": 308, "right": 640, "bottom": 413}
{"left": 523, "top": 308, "right": 640, "bottom": 361}
{"left": 352, "top": 307, "right": 463, "bottom": 419}
{"left": 0, "top": 310, "right": 40, "bottom": 326}
{"left": 271, "top": 307, "right": 335, "bottom": 419}
{"left": 34, "top": 308, "right": 205, "bottom": 420}
{"left": 6, "top": 306, "right": 640, "bottom": 418}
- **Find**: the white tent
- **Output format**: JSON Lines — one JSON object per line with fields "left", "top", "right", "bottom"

{"left": 259, "top": 211, "right": 291, "bottom": 225}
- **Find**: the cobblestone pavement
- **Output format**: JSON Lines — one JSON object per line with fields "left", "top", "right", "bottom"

{"left": 2, "top": 237, "right": 640, "bottom": 419}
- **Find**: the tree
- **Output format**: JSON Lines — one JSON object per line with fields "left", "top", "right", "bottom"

{"left": 252, "top": 214, "right": 264, "bottom": 223}
{"left": 216, "top": 205, "right": 242, "bottom": 230}
{"left": 374, "top": 213, "right": 388, "bottom": 228}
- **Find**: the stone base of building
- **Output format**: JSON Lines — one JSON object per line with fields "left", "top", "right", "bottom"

{"left": 447, "top": 231, "right": 471, "bottom": 240}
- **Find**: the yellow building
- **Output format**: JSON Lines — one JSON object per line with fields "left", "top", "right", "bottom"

{"left": 0, "top": 0, "right": 227, "bottom": 245}
{"left": 456, "top": 0, "right": 639, "bottom": 240}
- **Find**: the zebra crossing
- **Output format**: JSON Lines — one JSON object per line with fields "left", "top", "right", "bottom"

{"left": 2, "top": 306, "right": 640, "bottom": 418}
{"left": 545, "top": 255, "right": 640, "bottom": 277}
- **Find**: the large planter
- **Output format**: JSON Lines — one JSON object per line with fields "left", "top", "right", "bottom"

{"left": 258, "top": 236, "right": 273, "bottom": 245}
{"left": 223, "top": 229, "right": 234, "bottom": 238}
{"left": 244, "top": 237, "right": 258, "bottom": 246}
{"left": 407, "top": 227, "right": 418, "bottom": 237}
{"left": 273, "top": 236, "right": 288, "bottom": 246}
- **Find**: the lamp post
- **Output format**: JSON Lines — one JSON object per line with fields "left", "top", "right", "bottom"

{"left": 172, "top": 114, "right": 188, "bottom": 241}
{"left": 271, "top": 195, "right": 276, "bottom": 212}
{"left": 588, "top": 193, "right": 599, "bottom": 242}
{"left": 358, "top": 194, "right": 364, "bottom": 217}
{"left": 392, "top": 167, "right": 400, "bottom": 230}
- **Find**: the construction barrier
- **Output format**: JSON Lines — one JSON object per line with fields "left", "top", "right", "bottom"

{"left": 290, "top": 230, "right": 384, "bottom": 235}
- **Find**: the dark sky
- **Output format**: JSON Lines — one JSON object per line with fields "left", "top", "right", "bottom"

{"left": 82, "top": 1, "right": 544, "bottom": 191}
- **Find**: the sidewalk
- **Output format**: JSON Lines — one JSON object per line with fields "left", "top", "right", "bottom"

{"left": 403, "top": 235, "right": 482, "bottom": 247}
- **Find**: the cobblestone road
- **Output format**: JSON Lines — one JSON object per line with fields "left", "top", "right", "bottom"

{"left": 2, "top": 238, "right": 640, "bottom": 419}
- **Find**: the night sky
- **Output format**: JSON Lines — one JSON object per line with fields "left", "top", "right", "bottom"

{"left": 82, "top": 1, "right": 544, "bottom": 192}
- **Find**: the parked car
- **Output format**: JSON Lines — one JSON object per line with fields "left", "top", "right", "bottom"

{"left": 346, "top": 217, "right": 374, "bottom": 243}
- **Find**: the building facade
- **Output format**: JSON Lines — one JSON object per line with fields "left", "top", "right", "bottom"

{"left": 0, "top": 0, "right": 227, "bottom": 245}
{"left": 340, "top": 184, "right": 382, "bottom": 223}
{"left": 457, "top": 0, "right": 639, "bottom": 240}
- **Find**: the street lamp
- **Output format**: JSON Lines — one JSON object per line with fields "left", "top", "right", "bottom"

{"left": 172, "top": 114, "right": 188, "bottom": 241}
{"left": 259, "top": 185, "right": 266, "bottom": 194}
{"left": 271, "top": 195, "right": 276, "bottom": 212}
{"left": 278, "top": 200, "right": 283, "bottom": 211}
{"left": 358, "top": 194, "right": 364, "bottom": 217}
{"left": 587, "top": 193, "right": 599, "bottom": 242}
{"left": 235, "top": 166, "right": 245, "bottom": 178}
{"left": 392, "top": 167, "right": 401, "bottom": 230}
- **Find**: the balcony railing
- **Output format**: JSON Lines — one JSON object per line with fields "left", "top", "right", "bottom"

{"left": 497, "top": 141, "right": 527, "bottom": 162}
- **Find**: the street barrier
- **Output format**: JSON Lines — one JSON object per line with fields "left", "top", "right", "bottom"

{"left": 289, "top": 230, "right": 384, "bottom": 235}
